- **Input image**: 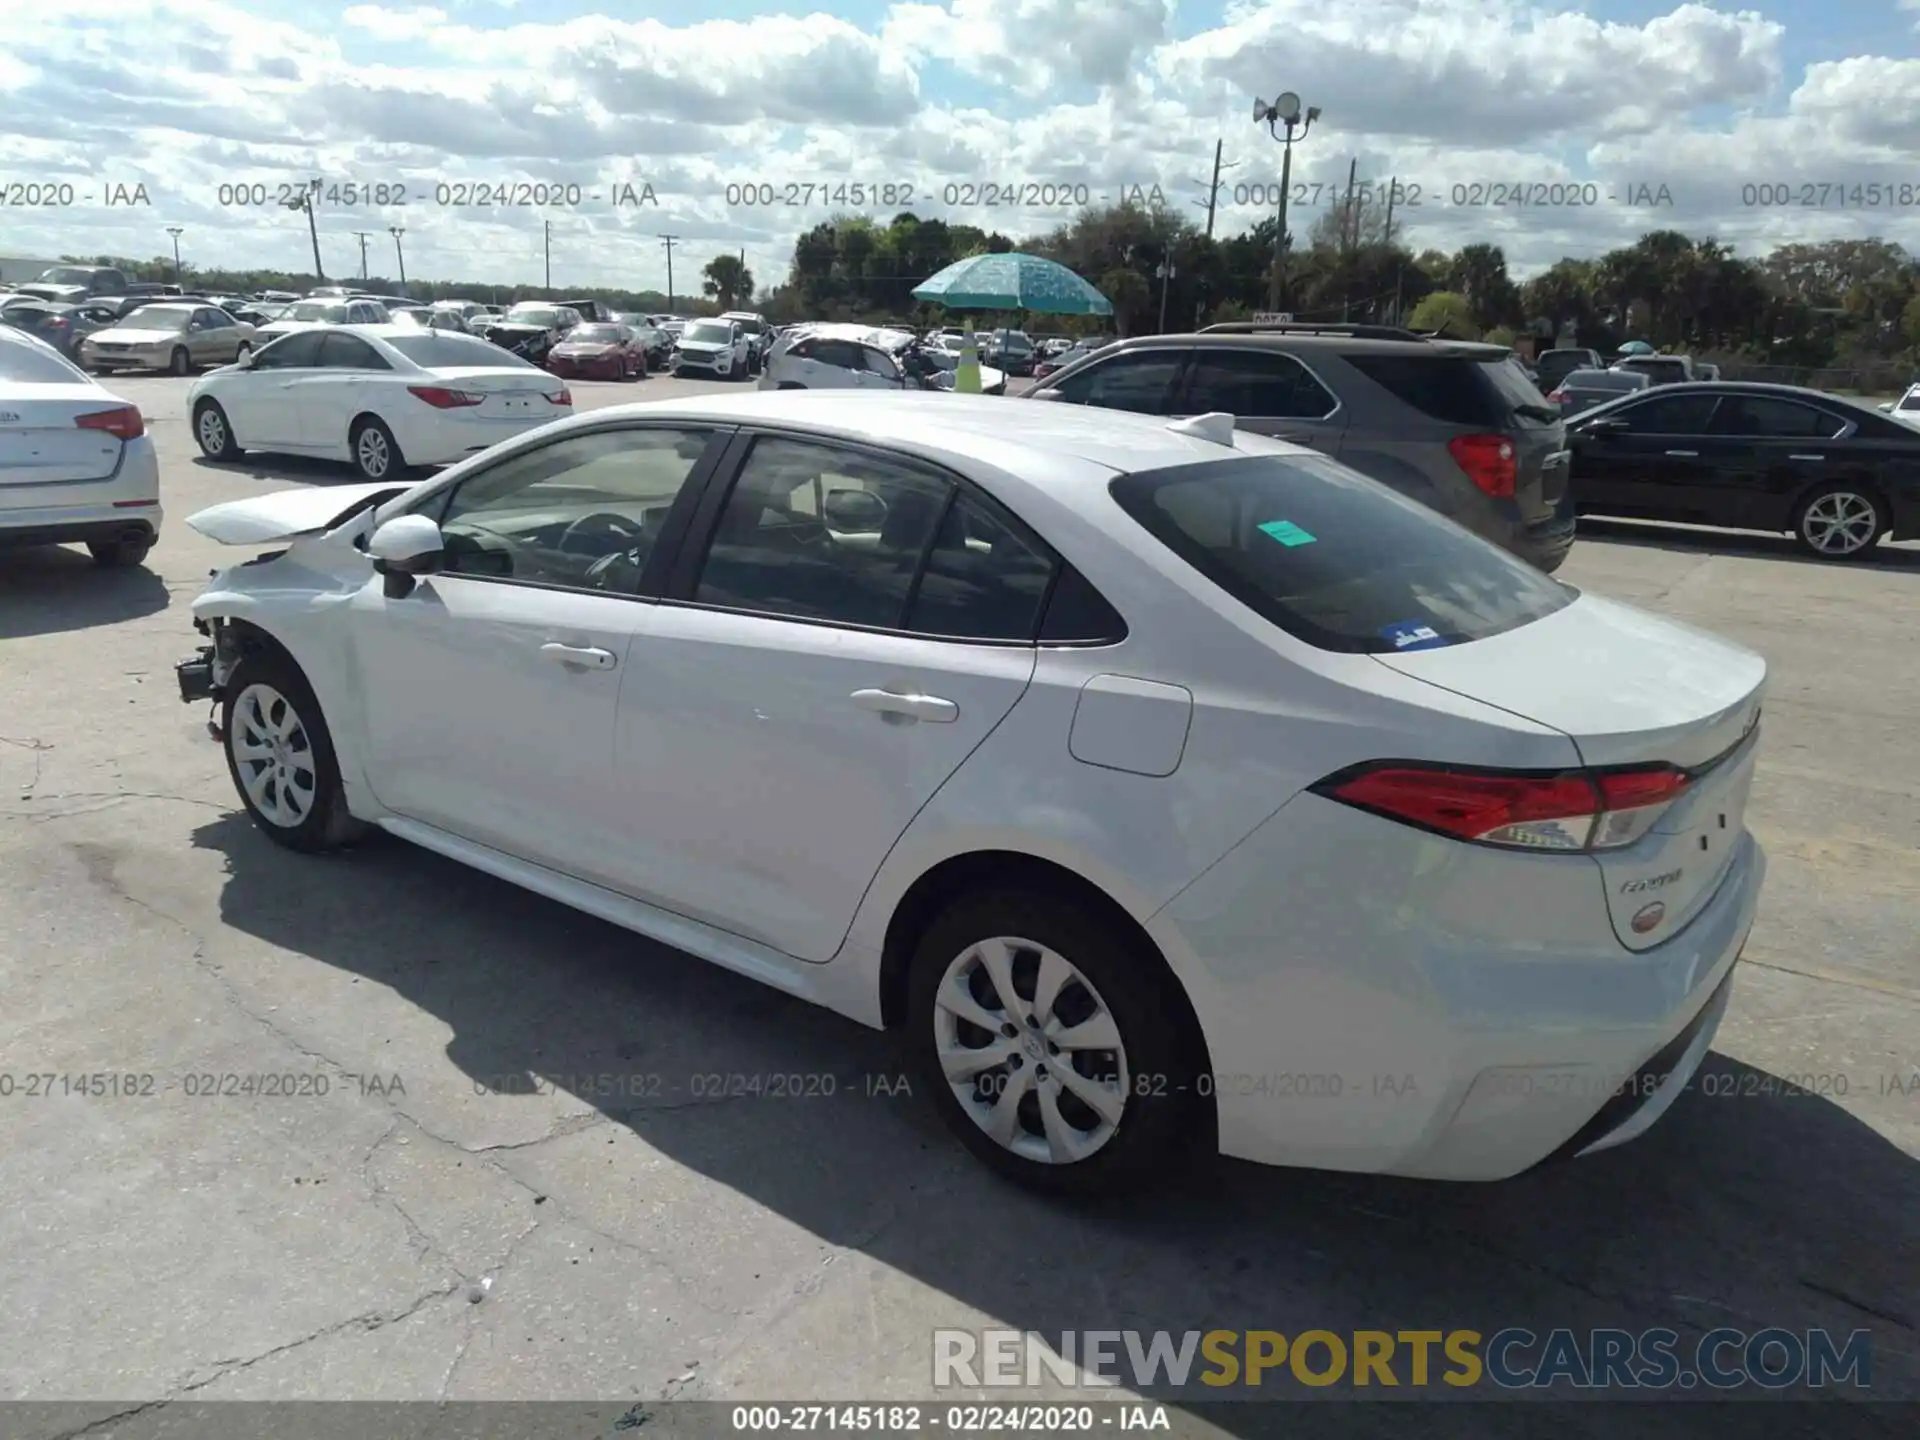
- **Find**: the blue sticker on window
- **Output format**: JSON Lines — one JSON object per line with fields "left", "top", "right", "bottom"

{"left": 1380, "top": 619, "right": 1449, "bottom": 650}
{"left": 1258, "top": 519, "right": 1316, "bottom": 546}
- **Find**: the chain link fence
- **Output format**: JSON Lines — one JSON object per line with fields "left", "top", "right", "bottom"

{"left": 1706, "top": 360, "right": 1912, "bottom": 396}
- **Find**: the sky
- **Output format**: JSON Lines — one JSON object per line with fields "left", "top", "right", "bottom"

{"left": 1, "top": 0, "right": 1917, "bottom": 295}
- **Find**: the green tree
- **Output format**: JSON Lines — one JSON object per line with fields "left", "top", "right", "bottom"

{"left": 701, "top": 254, "right": 754, "bottom": 309}
{"left": 1098, "top": 268, "right": 1153, "bottom": 335}
{"left": 1408, "top": 291, "right": 1478, "bottom": 338}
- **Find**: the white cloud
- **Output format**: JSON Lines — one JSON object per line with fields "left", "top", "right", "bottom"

{"left": 0, "top": 0, "right": 1913, "bottom": 288}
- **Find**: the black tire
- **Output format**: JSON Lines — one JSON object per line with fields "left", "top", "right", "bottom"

{"left": 220, "top": 647, "right": 368, "bottom": 853}
{"left": 777, "top": 381, "right": 804, "bottom": 391}
{"left": 168, "top": 346, "right": 191, "bottom": 377}
{"left": 87, "top": 533, "right": 153, "bottom": 567}
{"left": 1791, "top": 482, "right": 1884, "bottom": 559}
{"left": 235, "top": 342, "right": 252, "bottom": 362}
{"left": 193, "top": 399, "right": 243, "bottom": 461}
{"left": 904, "top": 888, "right": 1207, "bottom": 1196}
{"left": 350, "top": 415, "right": 404, "bottom": 481}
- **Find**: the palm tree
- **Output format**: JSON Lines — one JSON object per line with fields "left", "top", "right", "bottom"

{"left": 702, "top": 254, "right": 755, "bottom": 310}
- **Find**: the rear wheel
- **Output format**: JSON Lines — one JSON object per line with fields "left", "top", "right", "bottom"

{"left": 1793, "top": 483, "right": 1883, "bottom": 559}
{"left": 905, "top": 889, "right": 1205, "bottom": 1195}
{"left": 350, "top": 415, "right": 403, "bottom": 481}
{"left": 220, "top": 649, "right": 367, "bottom": 852}
{"left": 87, "top": 533, "right": 152, "bottom": 567}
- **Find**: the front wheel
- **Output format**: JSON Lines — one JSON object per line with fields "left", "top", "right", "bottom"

{"left": 168, "top": 347, "right": 191, "bottom": 377}
{"left": 904, "top": 889, "right": 1206, "bottom": 1195}
{"left": 220, "top": 650, "right": 367, "bottom": 852}
{"left": 194, "top": 399, "right": 243, "bottom": 461}
{"left": 1793, "top": 483, "right": 1884, "bottom": 559}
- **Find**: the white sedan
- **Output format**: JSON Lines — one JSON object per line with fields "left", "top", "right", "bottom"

{"left": 173, "top": 392, "right": 1765, "bottom": 1193}
{"left": 0, "top": 327, "right": 160, "bottom": 565}
{"left": 1880, "top": 384, "right": 1920, "bottom": 427}
{"left": 187, "top": 324, "right": 574, "bottom": 481}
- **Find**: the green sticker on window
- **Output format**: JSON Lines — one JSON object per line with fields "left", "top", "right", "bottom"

{"left": 1258, "top": 519, "right": 1316, "bottom": 546}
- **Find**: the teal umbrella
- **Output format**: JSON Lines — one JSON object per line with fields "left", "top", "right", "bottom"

{"left": 1618, "top": 339, "right": 1655, "bottom": 355}
{"left": 911, "top": 251, "right": 1112, "bottom": 316}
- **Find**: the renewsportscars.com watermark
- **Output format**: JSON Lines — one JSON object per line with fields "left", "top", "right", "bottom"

{"left": 933, "top": 1327, "right": 1873, "bottom": 1391}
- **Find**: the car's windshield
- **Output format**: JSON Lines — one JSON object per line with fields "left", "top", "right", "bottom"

{"left": 122, "top": 305, "right": 192, "bottom": 330}
{"left": 1110, "top": 452, "right": 1572, "bottom": 654}
{"left": 289, "top": 302, "right": 351, "bottom": 322}
{"left": 723, "top": 315, "right": 766, "bottom": 334}
{"left": 570, "top": 325, "right": 622, "bottom": 342}
{"left": 383, "top": 333, "right": 537, "bottom": 369}
{"left": 506, "top": 306, "right": 564, "bottom": 326}
{"left": 37, "top": 267, "right": 97, "bottom": 285}
{"left": 684, "top": 321, "right": 732, "bottom": 342}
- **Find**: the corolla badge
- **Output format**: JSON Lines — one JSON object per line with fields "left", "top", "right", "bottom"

{"left": 1631, "top": 902, "right": 1667, "bottom": 934}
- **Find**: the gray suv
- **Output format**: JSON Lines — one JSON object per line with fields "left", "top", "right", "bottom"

{"left": 1028, "top": 322, "right": 1575, "bottom": 570}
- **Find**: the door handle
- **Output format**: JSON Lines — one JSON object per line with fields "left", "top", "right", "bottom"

{"left": 540, "top": 642, "right": 616, "bottom": 670}
{"left": 1664, "top": 449, "right": 1699, "bottom": 457}
{"left": 1788, "top": 454, "right": 1824, "bottom": 462}
{"left": 850, "top": 688, "right": 958, "bottom": 723}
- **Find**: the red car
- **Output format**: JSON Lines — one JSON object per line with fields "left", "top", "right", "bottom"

{"left": 545, "top": 322, "right": 648, "bottom": 380}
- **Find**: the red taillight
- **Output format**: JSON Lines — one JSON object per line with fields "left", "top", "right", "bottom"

{"left": 75, "top": 405, "right": 144, "bottom": 439}
{"left": 407, "top": 385, "right": 485, "bottom": 408}
{"left": 546, "top": 390, "right": 571, "bottom": 405}
{"left": 1314, "top": 762, "right": 1690, "bottom": 852}
{"left": 1447, "top": 433, "right": 1517, "bottom": 498}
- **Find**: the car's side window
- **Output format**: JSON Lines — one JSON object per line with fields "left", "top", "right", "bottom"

{"left": 1181, "top": 350, "right": 1338, "bottom": 419}
{"left": 1611, "top": 393, "right": 1720, "bottom": 434}
{"left": 429, "top": 428, "right": 718, "bottom": 590}
{"left": 861, "top": 346, "right": 901, "bottom": 380}
{"left": 1048, "top": 352, "right": 1184, "bottom": 413}
{"left": 904, "top": 492, "right": 1057, "bottom": 641}
{"left": 252, "top": 331, "right": 324, "bottom": 369}
{"left": 318, "top": 333, "right": 390, "bottom": 369}
{"left": 692, "top": 437, "right": 953, "bottom": 629}
{"left": 811, "top": 340, "right": 863, "bottom": 372}
{"left": 1709, "top": 396, "right": 1845, "bottom": 439}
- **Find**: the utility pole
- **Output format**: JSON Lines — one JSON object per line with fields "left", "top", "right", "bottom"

{"left": 389, "top": 227, "right": 406, "bottom": 288}
{"left": 165, "top": 227, "right": 183, "bottom": 282}
{"left": 285, "top": 180, "right": 325, "bottom": 283}
{"left": 1190, "top": 138, "right": 1237, "bottom": 240}
{"left": 1340, "top": 157, "right": 1358, "bottom": 319}
{"left": 658, "top": 234, "right": 681, "bottom": 310}
{"left": 544, "top": 220, "right": 552, "bottom": 294}
{"left": 351, "top": 230, "right": 371, "bottom": 280}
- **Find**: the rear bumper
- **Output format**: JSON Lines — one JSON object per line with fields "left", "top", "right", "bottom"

{"left": 1153, "top": 795, "right": 1764, "bottom": 1180}
{"left": 0, "top": 443, "right": 163, "bottom": 546}
{"left": 0, "top": 512, "right": 159, "bottom": 549}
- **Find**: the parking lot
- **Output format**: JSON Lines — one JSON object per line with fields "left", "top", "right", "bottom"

{"left": 2, "top": 373, "right": 1917, "bottom": 1425}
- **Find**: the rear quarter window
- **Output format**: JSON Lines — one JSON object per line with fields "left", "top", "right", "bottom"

{"left": 1342, "top": 353, "right": 1510, "bottom": 427}
{"left": 1109, "top": 453, "right": 1572, "bottom": 654}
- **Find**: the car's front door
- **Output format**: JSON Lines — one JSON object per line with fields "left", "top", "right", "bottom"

{"left": 1571, "top": 390, "right": 1722, "bottom": 517}
{"left": 229, "top": 329, "right": 326, "bottom": 447}
{"left": 610, "top": 432, "right": 1049, "bottom": 961}
{"left": 1170, "top": 346, "right": 1349, "bottom": 454}
{"left": 1039, "top": 348, "right": 1188, "bottom": 414}
{"left": 349, "top": 425, "right": 726, "bottom": 880}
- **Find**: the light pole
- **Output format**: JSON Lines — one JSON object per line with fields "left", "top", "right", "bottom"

{"left": 1156, "top": 256, "right": 1176, "bottom": 333}
{"left": 284, "top": 180, "right": 324, "bottom": 282}
{"left": 389, "top": 227, "right": 406, "bottom": 289}
{"left": 1253, "top": 91, "right": 1320, "bottom": 313}
{"left": 165, "top": 227, "right": 183, "bottom": 283}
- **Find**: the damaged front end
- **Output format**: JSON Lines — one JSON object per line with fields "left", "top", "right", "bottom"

{"left": 176, "top": 614, "right": 248, "bottom": 737}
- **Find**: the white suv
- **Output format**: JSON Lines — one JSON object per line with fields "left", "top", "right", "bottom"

{"left": 0, "top": 327, "right": 161, "bottom": 566}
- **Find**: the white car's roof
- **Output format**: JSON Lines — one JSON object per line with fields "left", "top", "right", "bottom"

{"left": 556, "top": 390, "right": 1298, "bottom": 479}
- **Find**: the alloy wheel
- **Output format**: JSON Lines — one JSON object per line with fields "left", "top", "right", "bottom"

{"left": 1801, "top": 491, "right": 1878, "bottom": 555}
{"left": 229, "top": 683, "right": 317, "bottom": 829}
{"left": 931, "top": 936, "right": 1129, "bottom": 1164}
{"left": 197, "top": 407, "right": 227, "bottom": 454}
{"left": 356, "top": 426, "right": 390, "bottom": 478}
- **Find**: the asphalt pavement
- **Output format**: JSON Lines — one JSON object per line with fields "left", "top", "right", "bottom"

{"left": 1, "top": 373, "right": 1916, "bottom": 1432}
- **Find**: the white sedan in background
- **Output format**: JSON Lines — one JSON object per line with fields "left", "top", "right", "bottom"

{"left": 1880, "top": 384, "right": 1920, "bottom": 427}
{"left": 0, "top": 327, "right": 160, "bottom": 566}
{"left": 188, "top": 325, "right": 573, "bottom": 481}
{"left": 173, "top": 391, "right": 1765, "bottom": 1193}
{"left": 254, "top": 297, "right": 389, "bottom": 341}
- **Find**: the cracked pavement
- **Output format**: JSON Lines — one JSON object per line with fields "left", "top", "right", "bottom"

{"left": 1, "top": 376, "right": 1916, "bottom": 1435}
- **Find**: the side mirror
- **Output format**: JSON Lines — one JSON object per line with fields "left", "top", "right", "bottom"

{"left": 368, "top": 514, "right": 445, "bottom": 598}
{"left": 236, "top": 349, "right": 255, "bottom": 369}
{"left": 1030, "top": 388, "right": 1065, "bottom": 402}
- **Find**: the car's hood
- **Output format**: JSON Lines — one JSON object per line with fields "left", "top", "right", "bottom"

{"left": 677, "top": 340, "right": 728, "bottom": 351}
{"left": 552, "top": 342, "right": 615, "bottom": 354}
{"left": 258, "top": 320, "right": 324, "bottom": 334}
{"left": 187, "top": 481, "right": 412, "bottom": 545}
{"left": 89, "top": 326, "right": 182, "bottom": 343}
{"left": 17, "top": 284, "right": 83, "bottom": 301}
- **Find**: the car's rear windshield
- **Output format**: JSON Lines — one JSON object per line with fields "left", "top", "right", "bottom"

{"left": 1567, "top": 369, "right": 1644, "bottom": 391}
{"left": 0, "top": 337, "right": 88, "bottom": 383}
{"left": 1619, "top": 359, "right": 1688, "bottom": 381}
{"left": 1344, "top": 352, "right": 1555, "bottom": 427}
{"left": 384, "top": 334, "right": 537, "bottom": 369}
{"left": 1109, "top": 453, "right": 1572, "bottom": 654}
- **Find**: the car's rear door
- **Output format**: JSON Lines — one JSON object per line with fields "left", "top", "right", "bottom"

{"left": 1168, "top": 346, "right": 1348, "bottom": 455}
{"left": 609, "top": 430, "right": 1046, "bottom": 961}
{"left": 1701, "top": 394, "right": 1848, "bottom": 530}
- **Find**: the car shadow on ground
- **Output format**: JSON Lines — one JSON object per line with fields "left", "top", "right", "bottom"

{"left": 0, "top": 545, "right": 170, "bottom": 639}
{"left": 190, "top": 453, "right": 433, "bottom": 487}
{"left": 1576, "top": 517, "right": 1920, "bottom": 573}
{"left": 189, "top": 815, "right": 1918, "bottom": 1433}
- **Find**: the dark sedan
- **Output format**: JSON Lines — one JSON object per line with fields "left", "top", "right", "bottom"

{"left": 1568, "top": 381, "right": 1920, "bottom": 558}
{"left": 545, "top": 322, "right": 648, "bottom": 380}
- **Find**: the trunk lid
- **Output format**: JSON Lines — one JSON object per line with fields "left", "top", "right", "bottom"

{"left": 0, "top": 385, "right": 133, "bottom": 492}
{"left": 419, "top": 366, "right": 568, "bottom": 418}
{"left": 1376, "top": 592, "right": 1765, "bottom": 951}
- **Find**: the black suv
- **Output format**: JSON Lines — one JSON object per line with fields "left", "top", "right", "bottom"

{"left": 1028, "top": 321, "right": 1574, "bottom": 570}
